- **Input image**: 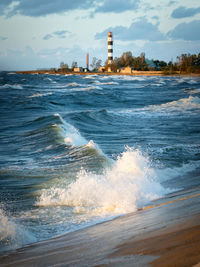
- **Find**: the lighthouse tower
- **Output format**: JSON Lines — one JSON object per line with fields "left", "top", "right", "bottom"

{"left": 107, "top": 31, "right": 113, "bottom": 72}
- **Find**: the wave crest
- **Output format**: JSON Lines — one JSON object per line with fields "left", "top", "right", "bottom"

{"left": 36, "top": 147, "right": 168, "bottom": 214}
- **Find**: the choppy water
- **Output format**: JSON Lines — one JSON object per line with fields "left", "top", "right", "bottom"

{"left": 0, "top": 72, "right": 200, "bottom": 253}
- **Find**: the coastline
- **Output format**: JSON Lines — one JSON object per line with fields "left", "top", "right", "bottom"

{"left": 16, "top": 70, "right": 200, "bottom": 77}
{"left": 1, "top": 187, "right": 200, "bottom": 267}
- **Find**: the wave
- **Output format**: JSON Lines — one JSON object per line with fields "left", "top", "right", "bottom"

{"left": 24, "top": 113, "right": 107, "bottom": 170}
{"left": 66, "top": 82, "right": 81, "bottom": 87}
{"left": 184, "top": 88, "right": 200, "bottom": 95}
{"left": 112, "top": 96, "right": 200, "bottom": 117}
{"left": 177, "top": 77, "right": 199, "bottom": 85}
{"left": 152, "top": 96, "right": 200, "bottom": 112}
{"left": 24, "top": 113, "right": 90, "bottom": 147}
{"left": 68, "top": 85, "right": 99, "bottom": 92}
{"left": 0, "top": 83, "right": 23, "bottom": 90}
{"left": 95, "top": 81, "right": 119, "bottom": 85}
{"left": 36, "top": 147, "right": 170, "bottom": 214}
{"left": 0, "top": 207, "right": 35, "bottom": 253}
{"left": 155, "top": 161, "right": 200, "bottom": 183}
{"left": 28, "top": 92, "right": 53, "bottom": 98}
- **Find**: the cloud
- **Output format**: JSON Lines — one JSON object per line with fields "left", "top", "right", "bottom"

{"left": 95, "top": 18, "right": 165, "bottom": 41}
{"left": 1, "top": 0, "right": 141, "bottom": 17}
{"left": 43, "top": 30, "right": 70, "bottom": 40}
{"left": 168, "top": 20, "right": 200, "bottom": 40}
{"left": 53, "top": 30, "right": 70, "bottom": 38}
{"left": 0, "top": 0, "right": 13, "bottom": 15}
{"left": 0, "top": 36, "right": 8, "bottom": 41}
{"left": 168, "top": 1, "right": 176, "bottom": 7}
{"left": 94, "top": 0, "right": 139, "bottom": 13}
{"left": 171, "top": 6, "right": 200, "bottom": 18}
{"left": 2, "top": 0, "right": 94, "bottom": 17}
{"left": 43, "top": 34, "right": 53, "bottom": 40}
{"left": 171, "top": 6, "right": 200, "bottom": 19}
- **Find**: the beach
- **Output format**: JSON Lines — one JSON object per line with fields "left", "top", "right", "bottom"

{"left": 0, "top": 186, "right": 200, "bottom": 267}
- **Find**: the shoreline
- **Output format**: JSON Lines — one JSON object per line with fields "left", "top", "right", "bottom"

{"left": 1, "top": 188, "right": 200, "bottom": 267}
{"left": 16, "top": 70, "right": 200, "bottom": 77}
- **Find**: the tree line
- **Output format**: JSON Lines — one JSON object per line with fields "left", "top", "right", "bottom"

{"left": 104, "top": 51, "right": 200, "bottom": 74}
{"left": 59, "top": 52, "right": 200, "bottom": 74}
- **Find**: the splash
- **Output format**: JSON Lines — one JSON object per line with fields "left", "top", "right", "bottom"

{"left": 0, "top": 208, "right": 35, "bottom": 252}
{"left": 36, "top": 148, "right": 168, "bottom": 214}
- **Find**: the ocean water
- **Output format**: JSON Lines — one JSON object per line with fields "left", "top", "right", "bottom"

{"left": 0, "top": 72, "right": 200, "bottom": 253}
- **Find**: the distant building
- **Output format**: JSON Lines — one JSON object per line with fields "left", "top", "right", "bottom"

{"left": 86, "top": 53, "right": 89, "bottom": 70}
{"left": 118, "top": 66, "right": 134, "bottom": 74}
{"left": 74, "top": 67, "right": 83, "bottom": 72}
{"left": 99, "top": 66, "right": 106, "bottom": 72}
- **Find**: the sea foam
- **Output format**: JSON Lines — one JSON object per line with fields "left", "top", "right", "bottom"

{"left": 152, "top": 96, "right": 200, "bottom": 112}
{"left": 36, "top": 147, "right": 169, "bottom": 214}
{"left": 0, "top": 208, "right": 35, "bottom": 252}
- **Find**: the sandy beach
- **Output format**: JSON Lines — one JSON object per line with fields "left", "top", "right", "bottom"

{"left": 0, "top": 186, "right": 200, "bottom": 267}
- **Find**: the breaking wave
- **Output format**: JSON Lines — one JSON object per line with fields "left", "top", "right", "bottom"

{"left": 113, "top": 96, "right": 200, "bottom": 117}
{"left": 0, "top": 207, "right": 35, "bottom": 253}
{"left": 150, "top": 96, "right": 200, "bottom": 113}
{"left": 36, "top": 147, "right": 169, "bottom": 214}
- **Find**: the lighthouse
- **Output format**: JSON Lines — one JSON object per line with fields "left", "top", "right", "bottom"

{"left": 107, "top": 31, "right": 113, "bottom": 72}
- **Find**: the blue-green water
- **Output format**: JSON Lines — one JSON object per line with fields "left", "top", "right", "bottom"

{"left": 0, "top": 72, "right": 200, "bottom": 253}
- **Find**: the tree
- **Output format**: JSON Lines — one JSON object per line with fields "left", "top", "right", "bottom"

{"left": 71, "top": 61, "right": 78, "bottom": 69}
{"left": 119, "top": 51, "right": 133, "bottom": 67}
{"left": 59, "top": 62, "right": 69, "bottom": 72}
{"left": 90, "top": 57, "right": 102, "bottom": 71}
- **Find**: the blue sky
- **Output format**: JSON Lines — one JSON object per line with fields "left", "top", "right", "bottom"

{"left": 0, "top": 0, "right": 200, "bottom": 70}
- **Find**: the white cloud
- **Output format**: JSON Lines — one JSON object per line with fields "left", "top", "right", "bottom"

{"left": 168, "top": 20, "right": 200, "bottom": 40}
{"left": 95, "top": 18, "right": 165, "bottom": 41}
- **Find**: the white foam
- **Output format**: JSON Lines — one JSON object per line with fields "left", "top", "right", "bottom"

{"left": 0, "top": 208, "right": 35, "bottom": 252}
{"left": 95, "top": 81, "right": 119, "bottom": 85}
{"left": 112, "top": 96, "right": 200, "bottom": 117}
{"left": 151, "top": 96, "right": 200, "bottom": 112}
{"left": 28, "top": 92, "right": 53, "bottom": 98}
{"left": 53, "top": 113, "right": 98, "bottom": 148}
{"left": 69, "top": 86, "right": 97, "bottom": 92}
{"left": 7, "top": 72, "right": 16, "bottom": 75}
{"left": 156, "top": 161, "right": 200, "bottom": 182}
{"left": 120, "top": 76, "right": 146, "bottom": 81}
{"left": 36, "top": 147, "right": 169, "bottom": 214}
{"left": 0, "top": 83, "right": 23, "bottom": 89}
{"left": 66, "top": 82, "right": 81, "bottom": 87}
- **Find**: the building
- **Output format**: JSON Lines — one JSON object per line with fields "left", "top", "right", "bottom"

{"left": 107, "top": 32, "right": 113, "bottom": 72}
{"left": 118, "top": 66, "right": 134, "bottom": 74}
{"left": 99, "top": 66, "right": 106, "bottom": 72}
{"left": 86, "top": 53, "right": 89, "bottom": 70}
{"left": 74, "top": 67, "right": 83, "bottom": 72}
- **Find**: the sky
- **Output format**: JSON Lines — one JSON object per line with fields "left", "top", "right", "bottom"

{"left": 0, "top": 0, "right": 200, "bottom": 70}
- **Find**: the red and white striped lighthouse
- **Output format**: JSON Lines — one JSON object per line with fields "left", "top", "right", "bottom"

{"left": 107, "top": 31, "right": 113, "bottom": 72}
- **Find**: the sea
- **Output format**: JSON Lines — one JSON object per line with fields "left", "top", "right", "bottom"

{"left": 0, "top": 72, "right": 200, "bottom": 254}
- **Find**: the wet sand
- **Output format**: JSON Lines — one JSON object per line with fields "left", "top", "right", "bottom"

{"left": 0, "top": 187, "right": 200, "bottom": 267}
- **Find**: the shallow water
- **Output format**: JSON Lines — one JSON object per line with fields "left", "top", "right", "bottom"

{"left": 0, "top": 72, "right": 200, "bottom": 253}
